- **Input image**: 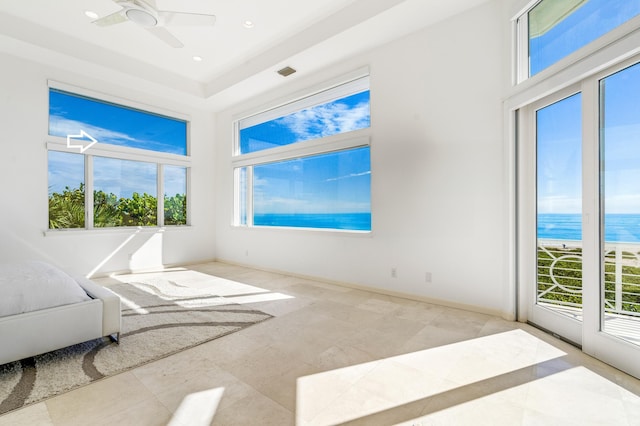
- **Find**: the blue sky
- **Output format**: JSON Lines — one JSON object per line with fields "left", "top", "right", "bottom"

{"left": 530, "top": 0, "right": 640, "bottom": 75}
{"left": 537, "top": 93, "right": 582, "bottom": 214}
{"left": 535, "top": 1, "right": 640, "bottom": 215}
{"left": 240, "top": 91, "right": 370, "bottom": 154}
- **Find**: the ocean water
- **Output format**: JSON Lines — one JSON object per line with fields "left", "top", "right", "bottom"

{"left": 252, "top": 212, "right": 640, "bottom": 241}
{"left": 254, "top": 213, "right": 371, "bottom": 231}
{"left": 538, "top": 213, "right": 640, "bottom": 243}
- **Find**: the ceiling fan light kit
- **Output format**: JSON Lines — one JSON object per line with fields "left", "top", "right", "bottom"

{"left": 125, "top": 8, "right": 157, "bottom": 27}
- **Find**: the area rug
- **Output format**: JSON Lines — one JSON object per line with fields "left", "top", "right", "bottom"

{"left": 0, "top": 278, "right": 273, "bottom": 415}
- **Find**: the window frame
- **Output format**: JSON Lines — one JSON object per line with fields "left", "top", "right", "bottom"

{"left": 513, "top": 0, "right": 640, "bottom": 85}
{"left": 46, "top": 81, "right": 191, "bottom": 232}
{"left": 231, "top": 71, "right": 372, "bottom": 232}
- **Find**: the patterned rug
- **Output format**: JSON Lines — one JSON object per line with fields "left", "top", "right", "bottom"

{"left": 0, "top": 278, "right": 272, "bottom": 415}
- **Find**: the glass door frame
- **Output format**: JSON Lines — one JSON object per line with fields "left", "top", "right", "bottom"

{"left": 518, "top": 84, "right": 584, "bottom": 347}
{"left": 582, "top": 55, "right": 640, "bottom": 379}
{"left": 516, "top": 54, "right": 640, "bottom": 379}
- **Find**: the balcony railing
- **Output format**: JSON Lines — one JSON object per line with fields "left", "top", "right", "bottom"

{"left": 537, "top": 240, "right": 640, "bottom": 317}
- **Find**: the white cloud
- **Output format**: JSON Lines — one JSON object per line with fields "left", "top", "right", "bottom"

{"left": 538, "top": 195, "right": 582, "bottom": 214}
{"left": 325, "top": 171, "right": 371, "bottom": 182}
{"left": 48, "top": 151, "right": 84, "bottom": 194}
{"left": 93, "top": 157, "right": 156, "bottom": 198}
{"left": 49, "top": 115, "right": 137, "bottom": 146}
{"left": 276, "top": 101, "right": 370, "bottom": 140}
{"left": 164, "top": 166, "right": 186, "bottom": 197}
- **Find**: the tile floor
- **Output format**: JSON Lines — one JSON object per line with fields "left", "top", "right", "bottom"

{"left": 1, "top": 261, "right": 640, "bottom": 425}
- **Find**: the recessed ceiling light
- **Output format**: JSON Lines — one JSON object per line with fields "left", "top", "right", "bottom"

{"left": 192, "top": 56, "right": 203, "bottom": 62}
{"left": 84, "top": 10, "right": 99, "bottom": 20}
{"left": 242, "top": 19, "right": 255, "bottom": 29}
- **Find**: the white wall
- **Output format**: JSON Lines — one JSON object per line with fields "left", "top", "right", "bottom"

{"left": 214, "top": 1, "right": 513, "bottom": 317}
{"left": 0, "top": 53, "right": 216, "bottom": 276}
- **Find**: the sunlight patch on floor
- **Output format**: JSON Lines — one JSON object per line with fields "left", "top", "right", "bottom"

{"left": 296, "top": 329, "right": 566, "bottom": 425}
{"left": 399, "top": 366, "right": 640, "bottom": 425}
{"left": 168, "top": 387, "right": 225, "bottom": 426}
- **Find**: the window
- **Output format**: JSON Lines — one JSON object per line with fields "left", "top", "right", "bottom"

{"left": 517, "top": 0, "right": 640, "bottom": 80}
{"left": 233, "top": 74, "right": 371, "bottom": 231}
{"left": 47, "top": 83, "right": 189, "bottom": 230}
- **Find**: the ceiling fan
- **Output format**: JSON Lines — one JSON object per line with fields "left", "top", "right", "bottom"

{"left": 92, "top": 0, "right": 216, "bottom": 48}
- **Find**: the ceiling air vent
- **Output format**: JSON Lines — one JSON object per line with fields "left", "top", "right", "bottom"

{"left": 277, "top": 66, "right": 297, "bottom": 77}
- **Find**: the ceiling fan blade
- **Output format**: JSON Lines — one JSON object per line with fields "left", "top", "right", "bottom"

{"left": 158, "top": 11, "right": 216, "bottom": 26}
{"left": 93, "top": 11, "right": 127, "bottom": 27}
{"left": 145, "top": 26, "right": 184, "bottom": 48}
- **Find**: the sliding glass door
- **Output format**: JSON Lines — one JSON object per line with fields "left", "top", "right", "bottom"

{"left": 520, "top": 59, "right": 640, "bottom": 379}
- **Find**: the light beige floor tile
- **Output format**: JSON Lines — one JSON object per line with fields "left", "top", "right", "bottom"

{"left": 98, "top": 397, "right": 171, "bottom": 426}
{"left": 45, "top": 372, "right": 156, "bottom": 425}
{"left": 521, "top": 407, "right": 610, "bottom": 426}
{"left": 478, "top": 316, "right": 522, "bottom": 336}
{"left": 355, "top": 297, "right": 403, "bottom": 315}
{"left": 351, "top": 359, "right": 455, "bottom": 406}
{"left": 303, "top": 299, "right": 386, "bottom": 325}
{"left": 302, "top": 384, "right": 393, "bottom": 426}
{"left": 335, "top": 328, "right": 401, "bottom": 359}
{"left": 153, "top": 369, "right": 255, "bottom": 415}
{"left": 248, "top": 361, "right": 318, "bottom": 411}
{"left": 523, "top": 367, "right": 635, "bottom": 425}
{"left": 189, "top": 330, "right": 270, "bottom": 366}
{"left": 411, "top": 396, "right": 526, "bottom": 426}
{"left": 399, "top": 323, "right": 477, "bottom": 353}
{"left": 242, "top": 293, "right": 315, "bottom": 317}
{"left": 323, "top": 288, "right": 376, "bottom": 306}
{"left": 310, "top": 344, "right": 377, "bottom": 372}
{"left": 211, "top": 388, "right": 293, "bottom": 426}
{"left": 132, "top": 350, "right": 246, "bottom": 413}
{"left": 0, "top": 402, "right": 53, "bottom": 426}
{"left": 394, "top": 302, "right": 447, "bottom": 324}
{"left": 428, "top": 308, "right": 492, "bottom": 335}
{"left": 366, "top": 314, "right": 429, "bottom": 340}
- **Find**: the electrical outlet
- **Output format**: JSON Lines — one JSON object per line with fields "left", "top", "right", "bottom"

{"left": 425, "top": 272, "right": 432, "bottom": 283}
{"left": 391, "top": 267, "right": 397, "bottom": 278}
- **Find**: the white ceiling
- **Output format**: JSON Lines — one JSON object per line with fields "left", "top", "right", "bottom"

{"left": 0, "top": 0, "right": 489, "bottom": 110}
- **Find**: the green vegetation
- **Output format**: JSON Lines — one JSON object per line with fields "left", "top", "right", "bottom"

{"left": 164, "top": 193, "right": 187, "bottom": 225}
{"left": 49, "top": 185, "right": 186, "bottom": 229}
{"left": 48, "top": 184, "right": 86, "bottom": 229}
{"left": 538, "top": 245, "right": 640, "bottom": 314}
{"left": 537, "top": 246, "right": 583, "bottom": 307}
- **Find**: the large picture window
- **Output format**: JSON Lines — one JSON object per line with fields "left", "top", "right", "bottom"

{"left": 233, "top": 74, "right": 371, "bottom": 231}
{"left": 47, "top": 83, "right": 189, "bottom": 230}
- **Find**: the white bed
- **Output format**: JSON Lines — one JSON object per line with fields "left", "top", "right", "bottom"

{"left": 0, "top": 261, "right": 121, "bottom": 365}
